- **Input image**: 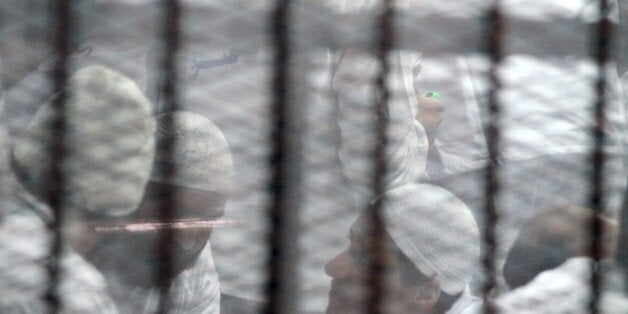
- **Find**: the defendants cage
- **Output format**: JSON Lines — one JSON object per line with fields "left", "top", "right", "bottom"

{"left": 1, "top": 0, "right": 627, "bottom": 313}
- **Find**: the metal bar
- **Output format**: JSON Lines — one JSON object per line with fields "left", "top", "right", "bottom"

{"left": 588, "top": 1, "right": 614, "bottom": 313}
{"left": 617, "top": 188, "right": 628, "bottom": 292}
{"left": 482, "top": 1, "right": 503, "bottom": 313}
{"left": 156, "top": 0, "right": 181, "bottom": 312}
{"left": 266, "top": 0, "right": 301, "bottom": 313}
{"left": 45, "top": 0, "right": 72, "bottom": 312}
{"left": 177, "top": 4, "right": 623, "bottom": 58}
{"left": 90, "top": 219, "right": 246, "bottom": 233}
{"left": 366, "top": 1, "right": 395, "bottom": 313}
{"left": 619, "top": 1, "right": 627, "bottom": 74}
{"left": 72, "top": 1, "right": 628, "bottom": 58}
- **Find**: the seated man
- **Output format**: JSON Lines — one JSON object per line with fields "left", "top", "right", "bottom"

{"left": 325, "top": 183, "right": 481, "bottom": 314}
{"left": 3, "top": 65, "right": 156, "bottom": 312}
{"left": 489, "top": 205, "right": 628, "bottom": 312}
{"left": 82, "top": 111, "right": 234, "bottom": 313}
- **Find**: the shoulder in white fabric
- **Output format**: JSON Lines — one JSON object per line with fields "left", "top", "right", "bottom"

{"left": 495, "top": 257, "right": 628, "bottom": 313}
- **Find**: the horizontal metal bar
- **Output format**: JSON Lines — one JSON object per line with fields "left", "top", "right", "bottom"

{"left": 91, "top": 219, "right": 246, "bottom": 233}
{"left": 86, "top": 2, "right": 626, "bottom": 59}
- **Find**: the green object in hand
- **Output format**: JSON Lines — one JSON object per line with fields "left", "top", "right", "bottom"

{"left": 426, "top": 92, "right": 440, "bottom": 100}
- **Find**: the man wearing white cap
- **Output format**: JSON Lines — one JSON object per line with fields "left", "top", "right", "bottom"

{"left": 2, "top": 65, "right": 156, "bottom": 312}
{"left": 484, "top": 205, "right": 628, "bottom": 313}
{"left": 325, "top": 183, "right": 481, "bottom": 313}
{"left": 83, "top": 111, "right": 233, "bottom": 313}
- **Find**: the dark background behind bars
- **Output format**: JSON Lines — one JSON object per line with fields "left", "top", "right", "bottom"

{"left": 0, "top": 0, "right": 627, "bottom": 313}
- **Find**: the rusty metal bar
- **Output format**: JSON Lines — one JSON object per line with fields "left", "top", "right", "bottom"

{"left": 620, "top": 1, "right": 627, "bottom": 73}
{"left": 482, "top": 1, "right": 503, "bottom": 313}
{"left": 588, "top": 1, "right": 614, "bottom": 313}
{"left": 173, "top": 4, "right": 625, "bottom": 58}
{"left": 266, "top": 0, "right": 302, "bottom": 313}
{"left": 156, "top": 0, "right": 181, "bottom": 312}
{"left": 45, "top": 0, "right": 72, "bottom": 312}
{"left": 617, "top": 188, "right": 628, "bottom": 292}
{"left": 366, "top": 1, "right": 395, "bottom": 313}
{"left": 60, "top": 1, "right": 628, "bottom": 59}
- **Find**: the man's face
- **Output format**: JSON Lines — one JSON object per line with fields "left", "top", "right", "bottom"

{"left": 133, "top": 181, "right": 227, "bottom": 250}
{"left": 325, "top": 214, "right": 439, "bottom": 314}
{"left": 84, "top": 180, "right": 227, "bottom": 287}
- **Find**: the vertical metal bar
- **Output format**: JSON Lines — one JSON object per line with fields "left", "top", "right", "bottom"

{"left": 617, "top": 188, "right": 628, "bottom": 292}
{"left": 267, "top": 0, "right": 301, "bottom": 313}
{"left": 482, "top": 1, "right": 503, "bottom": 313}
{"left": 367, "top": 1, "right": 395, "bottom": 313}
{"left": 589, "top": 1, "right": 613, "bottom": 313}
{"left": 156, "top": 0, "right": 181, "bottom": 312}
{"left": 619, "top": 1, "right": 627, "bottom": 74}
{"left": 46, "top": 0, "right": 72, "bottom": 312}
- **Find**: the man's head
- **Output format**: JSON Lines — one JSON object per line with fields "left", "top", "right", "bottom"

{"left": 150, "top": 111, "right": 234, "bottom": 195}
{"left": 85, "top": 111, "right": 234, "bottom": 287}
{"left": 503, "top": 205, "right": 618, "bottom": 289}
{"left": 143, "top": 110, "right": 233, "bottom": 251}
{"left": 325, "top": 213, "right": 442, "bottom": 314}
{"left": 325, "top": 184, "right": 481, "bottom": 313}
{"left": 10, "top": 65, "right": 156, "bottom": 217}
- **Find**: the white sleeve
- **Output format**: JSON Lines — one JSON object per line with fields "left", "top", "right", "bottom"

{"left": 333, "top": 49, "right": 428, "bottom": 194}
{"left": 495, "top": 257, "right": 593, "bottom": 313}
{"left": 167, "top": 243, "right": 221, "bottom": 314}
{"left": 0, "top": 208, "right": 119, "bottom": 314}
{"left": 415, "top": 55, "right": 488, "bottom": 170}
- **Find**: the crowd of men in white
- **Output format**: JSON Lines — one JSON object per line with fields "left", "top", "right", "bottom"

{"left": 1, "top": 0, "right": 628, "bottom": 313}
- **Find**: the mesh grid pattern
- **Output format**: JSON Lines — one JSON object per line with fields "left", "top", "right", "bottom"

{"left": 1, "top": 0, "right": 627, "bottom": 313}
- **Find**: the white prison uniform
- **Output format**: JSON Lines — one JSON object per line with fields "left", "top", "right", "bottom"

{"left": 419, "top": 0, "right": 625, "bottom": 178}
{"left": 419, "top": 1, "right": 627, "bottom": 290}
{"left": 426, "top": 1, "right": 625, "bottom": 173}
{"left": 491, "top": 257, "right": 628, "bottom": 314}
{"left": 0, "top": 108, "right": 116, "bottom": 313}
{"left": 455, "top": 55, "right": 627, "bottom": 237}
{"left": 446, "top": 285, "right": 482, "bottom": 314}
{"left": 328, "top": 0, "right": 429, "bottom": 196}
{"left": 165, "top": 242, "right": 221, "bottom": 314}
{"left": 0, "top": 192, "right": 118, "bottom": 314}
{"left": 426, "top": 0, "right": 626, "bottom": 195}
{"left": 104, "top": 241, "right": 221, "bottom": 314}
{"left": 333, "top": 48, "right": 428, "bottom": 196}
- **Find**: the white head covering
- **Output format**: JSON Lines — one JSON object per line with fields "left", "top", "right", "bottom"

{"left": 11, "top": 65, "right": 156, "bottom": 217}
{"left": 151, "top": 111, "right": 233, "bottom": 194}
{"left": 379, "top": 183, "right": 480, "bottom": 295}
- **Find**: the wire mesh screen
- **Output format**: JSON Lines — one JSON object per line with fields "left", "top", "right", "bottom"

{"left": 1, "top": 0, "right": 627, "bottom": 313}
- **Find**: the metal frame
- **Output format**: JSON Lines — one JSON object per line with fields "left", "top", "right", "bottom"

{"left": 35, "top": 0, "right": 624, "bottom": 312}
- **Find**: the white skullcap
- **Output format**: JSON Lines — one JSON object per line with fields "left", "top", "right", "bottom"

{"left": 12, "top": 65, "right": 155, "bottom": 217}
{"left": 151, "top": 111, "right": 233, "bottom": 194}
{"left": 380, "top": 183, "right": 480, "bottom": 295}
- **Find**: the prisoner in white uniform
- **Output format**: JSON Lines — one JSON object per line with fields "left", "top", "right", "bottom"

{"left": 84, "top": 111, "right": 233, "bottom": 314}
{"left": 325, "top": 184, "right": 482, "bottom": 313}
{"left": 2, "top": 65, "right": 156, "bottom": 313}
